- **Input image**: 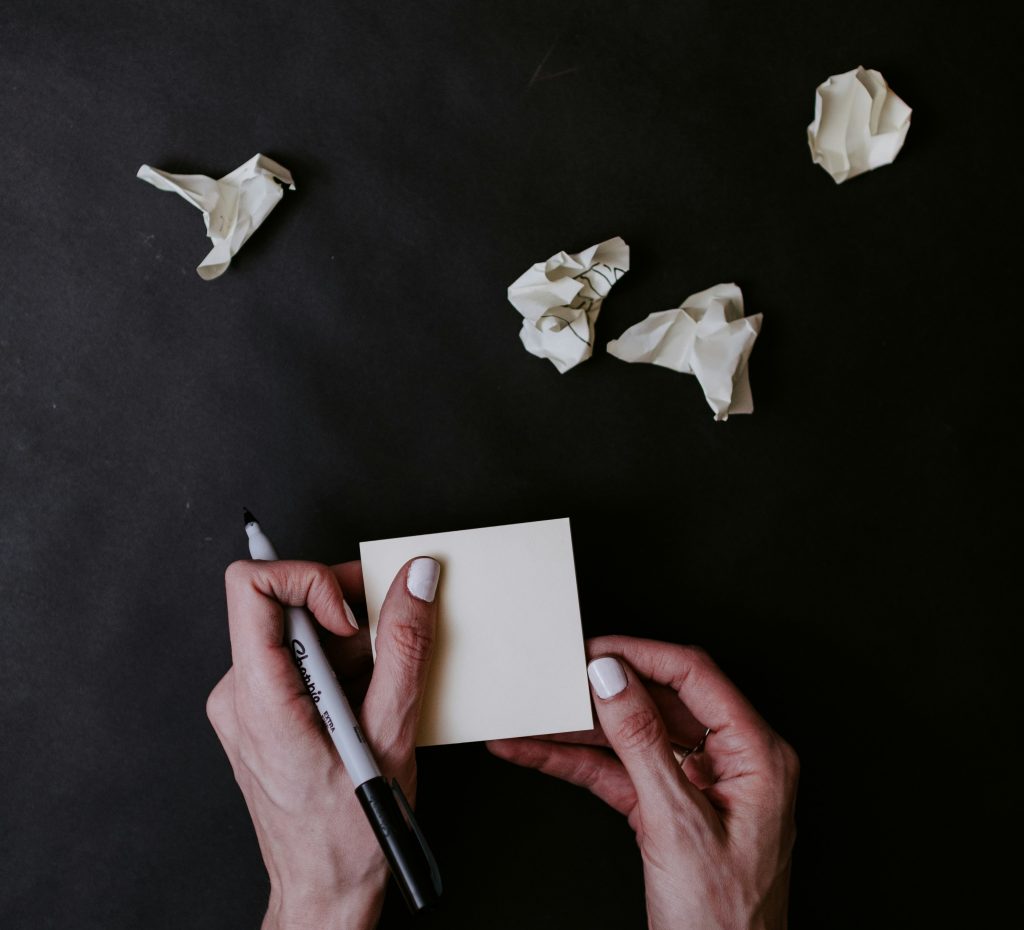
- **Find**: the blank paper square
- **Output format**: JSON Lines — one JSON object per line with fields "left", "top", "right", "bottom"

{"left": 360, "top": 518, "right": 594, "bottom": 747}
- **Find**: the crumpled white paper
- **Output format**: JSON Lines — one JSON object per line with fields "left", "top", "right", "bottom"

{"left": 507, "top": 237, "right": 629, "bottom": 373}
{"left": 137, "top": 154, "right": 295, "bottom": 279}
{"left": 807, "top": 66, "right": 911, "bottom": 184}
{"left": 607, "top": 283, "right": 761, "bottom": 421}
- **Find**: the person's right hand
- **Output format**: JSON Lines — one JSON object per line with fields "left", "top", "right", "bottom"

{"left": 488, "top": 636, "right": 798, "bottom": 929}
{"left": 206, "top": 556, "right": 440, "bottom": 930}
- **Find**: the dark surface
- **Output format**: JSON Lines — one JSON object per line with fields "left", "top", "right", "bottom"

{"left": 0, "top": 2, "right": 1018, "bottom": 927}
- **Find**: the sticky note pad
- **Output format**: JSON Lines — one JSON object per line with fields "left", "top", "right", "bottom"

{"left": 360, "top": 518, "right": 593, "bottom": 747}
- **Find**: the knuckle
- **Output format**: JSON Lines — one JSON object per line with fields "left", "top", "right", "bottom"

{"left": 616, "top": 707, "right": 663, "bottom": 752}
{"left": 388, "top": 618, "right": 434, "bottom": 668}
{"left": 664, "top": 644, "right": 714, "bottom": 688}
{"left": 309, "top": 561, "right": 334, "bottom": 588}
{"left": 744, "top": 725, "right": 779, "bottom": 767}
{"left": 780, "top": 738, "right": 801, "bottom": 784}
{"left": 760, "top": 732, "right": 800, "bottom": 794}
{"left": 306, "top": 562, "right": 338, "bottom": 604}
{"left": 224, "top": 559, "right": 254, "bottom": 588}
{"left": 680, "top": 643, "right": 713, "bottom": 667}
{"left": 688, "top": 643, "right": 712, "bottom": 663}
{"left": 204, "top": 691, "right": 219, "bottom": 726}
{"left": 205, "top": 678, "right": 231, "bottom": 730}
{"left": 567, "top": 755, "right": 600, "bottom": 791}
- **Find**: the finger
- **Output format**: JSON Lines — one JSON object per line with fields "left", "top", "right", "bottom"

{"left": 224, "top": 559, "right": 359, "bottom": 687}
{"left": 330, "top": 560, "right": 365, "bottom": 611}
{"left": 322, "top": 562, "right": 369, "bottom": 693}
{"left": 679, "top": 749, "right": 718, "bottom": 793}
{"left": 532, "top": 681, "right": 709, "bottom": 751}
{"left": 586, "top": 636, "right": 767, "bottom": 737}
{"left": 322, "top": 623, "right": 373, "bottom": 687}
{"left": 360, "top": 558, "right": 440, "bottom": 763}
{"left": 486, "top": 738, "right": 637, "bottom": 817}
{"left": 650, "top": 680, "right": 710, "bottom": 748}
{"left": 531, "top": 722, "right": 719, "bottom": 793}
{"left": 587, "top": 656, "right": 715, "bottom": 825}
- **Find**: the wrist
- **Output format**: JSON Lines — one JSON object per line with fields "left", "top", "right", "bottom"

{"left": 263, "top": 881, "right": 385, "bottom": 930}
{"left": 259, "top": 826, "right": 389, "bottom": 930}
{"left": 264, "top": 884, "right": 385, "bottom": 930}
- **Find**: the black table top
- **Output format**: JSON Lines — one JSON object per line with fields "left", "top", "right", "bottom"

{"left": 1, "top": 2, "right": 1017, "bottom": 927}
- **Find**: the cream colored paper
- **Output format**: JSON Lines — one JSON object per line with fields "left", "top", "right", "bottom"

{"left": 507, "top": 237, "right": 629, "bottom": 373}
{"left": 360, "top": 518, "right": 593, "bottom": 747}
{"left": 807, "top": 66, "right": 911, "bottom": 183}
{"left": 137, "top": 153, "right": 295, "bottom": 279}
{"left": 607, "top": 282, "right": 761, "bottom": 421}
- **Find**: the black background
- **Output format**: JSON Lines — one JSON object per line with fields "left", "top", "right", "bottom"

{"left": 1, "top": 1, "right": 1019, "bottom": 927}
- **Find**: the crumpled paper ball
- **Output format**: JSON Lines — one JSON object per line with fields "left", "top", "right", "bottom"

{"left": 807, "top": 66, "right": 911, "bottom": 183}
{"left": 607, "top": 282, "right": 761, "bottom": 421}
{"left": 507, "top": 237, "right": 630, "bottom": 373}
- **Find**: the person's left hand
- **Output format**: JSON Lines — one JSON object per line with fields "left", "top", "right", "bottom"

{"left": 206, "top": 556, "right": 440, "bottom": 930}
{"left": 487, "top": 636, "right": 797, "bottom": 929}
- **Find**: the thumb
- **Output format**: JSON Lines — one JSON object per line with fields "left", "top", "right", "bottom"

{"left": 360, "top": 558, "right": 440, "bottom": 769}
{"left": 587, "top": 656, "right": 714, "bottom": 829}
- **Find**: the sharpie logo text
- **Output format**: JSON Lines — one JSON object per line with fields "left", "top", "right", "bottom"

{"left": 291, "top": 639, "right": 323, "bottom": 704}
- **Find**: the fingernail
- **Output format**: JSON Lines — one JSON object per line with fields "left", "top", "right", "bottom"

{"left": 342, "top": 598, "right": 359, "bottom": 630}
{"left": 407, "top": 558, "right": 440, "bottom": 602}
{"left": 587, "top": 657, "right": 627, "bottom": 699}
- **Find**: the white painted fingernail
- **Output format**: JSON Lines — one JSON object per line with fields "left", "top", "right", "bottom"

{"left": 588, "top": 657, "right": 627, "bottom": 699}
{"left": 407, "top": 558, "right": 440, "bottom": 602}
{"left": 343, "top": 599, "right": 359, "bottom": 630}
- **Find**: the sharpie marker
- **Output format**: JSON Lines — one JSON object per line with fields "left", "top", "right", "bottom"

{"left": 242, "top": 509, "right": 442, "bottom": 913}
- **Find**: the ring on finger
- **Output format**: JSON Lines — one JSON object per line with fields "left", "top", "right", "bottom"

{"left": 671, "top": 726, "right": 712, "bottom": 764}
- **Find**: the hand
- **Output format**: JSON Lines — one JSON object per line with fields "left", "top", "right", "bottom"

{"left": 488, "top": 636, "right": 798, "bottom": 929}
{"left": 206, "top": 556, "right": 440, "bottom": 930}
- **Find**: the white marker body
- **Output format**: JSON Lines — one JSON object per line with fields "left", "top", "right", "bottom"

{"left": 245, "top": 521, "right": 381, "bottom": 788}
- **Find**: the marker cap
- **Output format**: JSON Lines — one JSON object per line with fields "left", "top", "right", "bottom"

{"left": 355, "top": 776, "right": 442, "bottom": 912}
